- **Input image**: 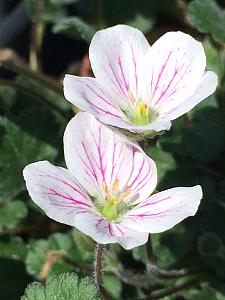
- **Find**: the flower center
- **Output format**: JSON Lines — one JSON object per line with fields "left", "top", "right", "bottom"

{"left": 132, "top": 100, "right": 150, "bottom": 126}
{"left": 122, "top": 91, "right": 158, "bottom": 126}
{"left": 101, "top": 180, "right": 131, "bottom": 221}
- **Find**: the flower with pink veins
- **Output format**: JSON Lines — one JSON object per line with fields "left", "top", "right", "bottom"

{"left": 64, "top": 25, "right": 218, "bottom": 137}
{"left": 23, "top": 112, "right": 202, "bottom": 250}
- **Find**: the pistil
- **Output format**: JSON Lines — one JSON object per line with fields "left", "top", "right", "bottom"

{"left": 132, "top": 100, "right": 150, "bottom": 126}
{"left": 101, "top": 179, "right": 132, "bottom": 221}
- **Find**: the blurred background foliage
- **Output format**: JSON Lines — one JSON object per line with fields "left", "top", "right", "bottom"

{"left": 0, "top": 0, "right": 225, "bottom": 299}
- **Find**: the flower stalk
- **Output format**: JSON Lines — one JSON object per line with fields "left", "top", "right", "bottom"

{"left": 30, "top": 0, "right": 45, "bottom": 71}
{"left": 94, "top": 243, "right": 105, "bottom": 290}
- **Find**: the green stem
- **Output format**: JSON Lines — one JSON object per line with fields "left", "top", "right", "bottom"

{"left": 94, "top": 244, "right": 115, "bottom": 300}
{"left": 94, "top": 243, "right": 105, "bottom": 289}
{"left": 0, "top": 79, "right": 68, "bottom": 118}
{"left": 139, "top": 277, "right": 201, "bottom": 300}
{"left": 146, "top": 234, "right": 156, "bottom": 267}
{"left": 30, "top": 0, "right": 45, "bottom": 71}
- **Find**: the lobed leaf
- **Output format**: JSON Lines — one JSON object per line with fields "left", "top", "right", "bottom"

{"left": 187, "top": 0, "right": 225, "bottom": 43}
{"left": 0, "top": 117, "right": 57, "bottom": 198}
{"left": 21, "top": 273, "right": 100, "bottom": 300}
{"left": 0, "top": 198, "right": 27, "bottom": 232}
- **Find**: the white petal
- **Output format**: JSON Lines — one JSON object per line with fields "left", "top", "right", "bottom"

{"left": 122, "top": 186, "right": 202, "bottom": 233}
{"left": 23, "top": 161, "right": 93, "bottom": 227}
{"left": 99, "top": 115, "right": 171, "bottom": 133}
{"left": 64, "top": 112, "right": 157, "bottom": 202}
{"left": 63, "top": 75, "right": 128, "bottom": 125}
{"left": 140, "top": 32, "right": 207, "bottom": 114}
{"left": 159, "top": 71, "right": 218, "bottom": 120}
{"left": 23, "top": 161, "right": 148, "bottom": 249}
{"left": 74, "top": 213, "right": 149, "bottom": 250}
{"left": 89, "top": 24, "right": 150, "bottom": 105}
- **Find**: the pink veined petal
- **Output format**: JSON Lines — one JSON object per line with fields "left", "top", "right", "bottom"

{"left": 140, "top": 31, "right": 207, "bottom": 113}
{"left": 123, "top": 146, "right": 157, "bottom": 204}
{"left": 122, "top": 186, "right": 202, "bottom": 233}
{"left": 63, "top": 75, "right": 128, "bottom": 125}
{"left": 63, "top": 112, "right": 157, "bottom": 202}
{"left": 74, "top": 213, "right": 149, "bottom": 250}
{"left": 23, "top": 161, "right": 94, "bottom": 227}
{"left": 159, "top": 71, "right": 218, "bottom": 120}
{"left": 89, "top": 24, "right": 150, "bottom": 105}
{"left": 23, "top": 160, "right": 148, "bottom": 249}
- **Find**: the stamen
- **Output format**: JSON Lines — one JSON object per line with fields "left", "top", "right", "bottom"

{"left": 102, "top": 180, "right": 109, "bottom": 195}
{"left": 115, "top": 187, "right": 132, "bottom": 204}
{"left": 112, "top": 178, "right": 119, "bottom": 192}
{"left": 128, "top": 90, "right": 136, "bottom": 103}
{"left": 131, "top": 100, "right": 150, "bottom": 126}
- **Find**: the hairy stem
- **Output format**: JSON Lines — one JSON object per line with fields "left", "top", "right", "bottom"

{"left": 94, "top": 243, "right": 105, "bottom": 288}
{"left": 146, "top": 234, "right": 156, "bottom": 268}
{"left": 94, "top": 244, "right": 115, "bottom": 300}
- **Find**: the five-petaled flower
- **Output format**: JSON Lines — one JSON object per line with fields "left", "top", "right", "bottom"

{"left": 64, "top": 25, "right": 218, "bottom": 137}
{"left": 23, "top": 112, "right": 202, "bottom": 250}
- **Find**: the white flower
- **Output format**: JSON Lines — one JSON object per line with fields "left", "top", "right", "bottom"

{"left": 64, "top": 25, "right": 217, "bottom": 136}
{"left": 23, "top": 112, "right": 202, "bottom": 250}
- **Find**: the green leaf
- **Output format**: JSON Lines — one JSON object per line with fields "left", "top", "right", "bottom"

{"left": 145, "top": 144, "right": 176, "bottom": 184}
{"left": 0, "top": 86, "right": 17, "bottom": 111}
{"left": 127, "top": 13, "right": 154, "bottom": 33}
{"left": 104, "top": 275, "right": 122, "bottom": 299}
{"left": 132, "top": 244, "right": 148, "bottom": 264}
{"left": 52, "top": 17, "right": 95, "bottom": 42}
{"left": 102, "top": 0, "right": 154, "bottom": 28}
{"left": 151, "top": 233, "right": 176, "bottom": 268}
{"left": 183, "top": 121, "right": 224, "bottom": 162}
{"left": 0, "top": 237, "right": 28, "bottom": 261}
{"left": 0, "top": 198, "right": 27, "bottom": 232}
{"left": 187, "top": 0, "right": 225, "bottom": 43}
{"left": 203, "top": 39, "right": 225, "bottom": 81}
{"left": 25, "top": 0, "right": 66, "bottom": 22}
{"left": 26, "top": 232, "right": 83, "bottom": 279}
{"left": 185, "top": 283, "right": 225, "bottom": 300}
{"left": 50, "top": 0, "right": 78, "bottom": 4}
{"left": 21, "top": 273, "right": 100, "bottom": 300}
{"left": 71, "top": 229, "right": 95, "bottom": 261}
{"left": 151, "top": 224, "right": 195, "bottom": 268}
{"left": 0, "top": 117, "right": 57, "bottom": 198}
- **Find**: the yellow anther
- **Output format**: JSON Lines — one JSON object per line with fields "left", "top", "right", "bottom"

{"left": 132, "top": 100, "right": 150, "bottom": 126}
{"left": 143, "top": 104, "right": 149, "bottom": 117}
{"left": 136, "top": 105, "right": 141, "bottom": 116}
{"left": 112, "top": 178, "right": 119, "bottom": 192}
{"left": 136, "top": 101, "right": 149, "bottom": 117}
{"left": 102, "top": 180, "right": 109, "bottom": 194}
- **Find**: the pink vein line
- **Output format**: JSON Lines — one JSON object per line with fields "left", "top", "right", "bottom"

{"left": 43, "top": 188, "right": 91, "bottom": 207}
{"left": 118, "top": 56, "right": 129, "bottom": 91}
{"left": 128, "top": 156, "right": 145, "bottom": 188}
{"left": 151, "top": 50, "right": 172, "bottom": 99}
{"left": 38, "top": 174, "right": 87, "bottom": 199}
{"left": 130, "top": 43, "right": 138, "bottom": 98}
{"left": 81, "top": 140, "right": 99, "bottom": 184}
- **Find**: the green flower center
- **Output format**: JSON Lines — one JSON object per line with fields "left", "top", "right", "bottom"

{"left": 101, "top": 195, "right": 119, "bottom": 221}
{"left": 121, "top": 92, "right": 158, "bottom": 126}
{"left": 100, "top": 180, "right": 131, "bottom": 222}
{"left": 131, "top": 100, "right": 150, "bottom": 126}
